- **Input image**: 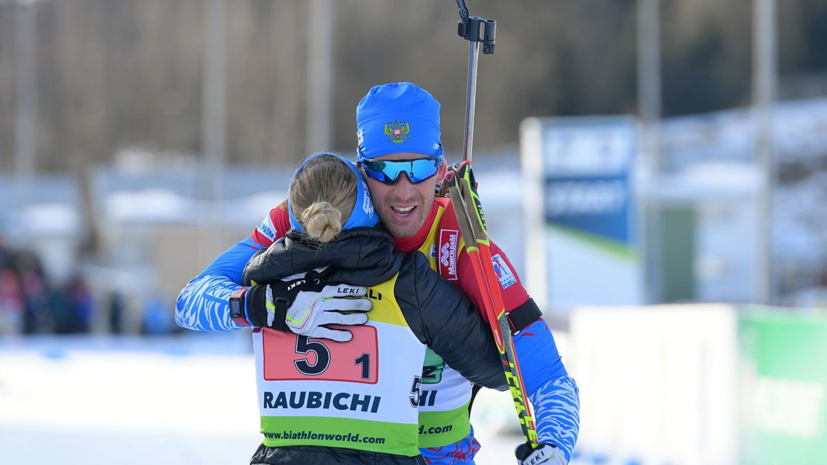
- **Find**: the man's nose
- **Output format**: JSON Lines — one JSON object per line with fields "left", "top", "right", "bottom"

{"left": 393, "top": 172, "right": 416, "bottom": 196}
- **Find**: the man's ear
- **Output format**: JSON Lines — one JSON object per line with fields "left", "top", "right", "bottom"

{"left": 435, "top": 158, "right": 448, "bottom": 183}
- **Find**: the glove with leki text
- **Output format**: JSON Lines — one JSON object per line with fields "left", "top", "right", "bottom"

{"left": 515, "top": 443, "right": 567, "bottom": 465}
{"left": 245, "top": 269, "right": 372, "bottom": 342}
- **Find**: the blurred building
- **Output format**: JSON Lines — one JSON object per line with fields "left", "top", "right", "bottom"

{"left": 521, "top": 96, "right": 827, "bottom": 310}
{"left": 660, "top": 96, "right": 827, "bottom": 301}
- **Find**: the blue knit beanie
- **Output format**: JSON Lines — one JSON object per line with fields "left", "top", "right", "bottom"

{"left": 356, "top": 82, "right": 444, "bottom": 160}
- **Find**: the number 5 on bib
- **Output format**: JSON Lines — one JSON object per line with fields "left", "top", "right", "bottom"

{"left": 262, "top": 326, "right": 379, "bottom": 384}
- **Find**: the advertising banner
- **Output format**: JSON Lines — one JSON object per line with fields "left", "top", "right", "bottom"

{"left": 738, "top": 310, "right": 827, "bottom": 465}
{"left": 521, "top": 116, "right": 642, "bottom": 310}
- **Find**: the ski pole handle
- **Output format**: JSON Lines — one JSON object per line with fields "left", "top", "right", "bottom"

{"left": 463, "top": 41, "right": 480, "bottom": 164}
{"left": 455, "top": 2, "right": 496, "bottom": 164}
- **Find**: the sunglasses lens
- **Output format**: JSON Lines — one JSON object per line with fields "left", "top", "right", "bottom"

{"left": 362, "top": 157, "right": 441, "bottom": 185}
{"left": 408, "top": 159, "right": 440, "bottom": 182}
{"left": 362, "top": 161, "right": 400, "bottom": 184}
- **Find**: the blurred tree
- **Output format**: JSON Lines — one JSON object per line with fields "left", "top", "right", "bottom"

{"left": 0, "top": 0, "right": 824, "bottom": 173}
{"left": 0, "top": 9, "right": 14, "bottom": 170}
{"left": 660, "top": 0, "right": 752, "bottom": 116}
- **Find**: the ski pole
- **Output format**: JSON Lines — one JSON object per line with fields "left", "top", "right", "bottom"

{"left": 455, "top": 0, "right": 495, "bottom": 164}
{"left": 453, "top": 3, "right": 539, "bottom": 456}
{"left": 445, "top": 163, "right": 539, "bottom": 450}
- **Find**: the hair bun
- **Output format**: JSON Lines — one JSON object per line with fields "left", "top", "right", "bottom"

{"left": 301, "top": 201, "right": 343, "bottom": 242}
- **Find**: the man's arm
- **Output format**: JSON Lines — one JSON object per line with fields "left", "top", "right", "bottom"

{"left": 174, "top": 205, "right": 289, "bottom": 331}
{"left": 514, "top": 319, "right": 580, "bottom": 463}
{"left": 174, "top": 238, "right": 259, "bottom": 331}
{"left": 456, "top": 242, "right": 581, "bottom": 463}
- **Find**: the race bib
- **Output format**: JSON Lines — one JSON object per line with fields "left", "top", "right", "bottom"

{"left": 262, "top": 326, "right": 379, "bottom": 384}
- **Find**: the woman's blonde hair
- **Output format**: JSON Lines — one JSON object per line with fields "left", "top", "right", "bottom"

{"left": 289, "top": 155, "right": 357, "bottom": 243}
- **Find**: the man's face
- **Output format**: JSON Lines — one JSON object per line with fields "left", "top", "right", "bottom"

{"left": 362, "top": 152, "right": 447, "bottom": 238}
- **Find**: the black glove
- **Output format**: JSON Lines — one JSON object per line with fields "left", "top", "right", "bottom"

{"left": 447, "top": 161, "right": 479, "bottom": 194}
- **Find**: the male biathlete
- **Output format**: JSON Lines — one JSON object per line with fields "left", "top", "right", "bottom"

{"left": 176, "top": 82, "right": 579, "bottom": 465}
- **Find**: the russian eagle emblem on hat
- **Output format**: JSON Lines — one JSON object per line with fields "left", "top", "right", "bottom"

{"left": 384, "top": 119, "right": 410, "bottom": 144}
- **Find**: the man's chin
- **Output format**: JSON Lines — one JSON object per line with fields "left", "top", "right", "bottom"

{"left": 378, "top": 210, "right": 423, "bottom": 238}
{"left": 380, "top": 217, "right": 421, "bottom": 238}
{"left": 386, "top": 223, "right": 418, "bottom": 238}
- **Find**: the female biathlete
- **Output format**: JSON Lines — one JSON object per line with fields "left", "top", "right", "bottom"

{"left": 177, "top": 153, "right": 507, "bottom": 465}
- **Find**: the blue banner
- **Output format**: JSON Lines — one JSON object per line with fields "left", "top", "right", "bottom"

{"left": 544, "top": 173, "right": 633, "bottom": 245}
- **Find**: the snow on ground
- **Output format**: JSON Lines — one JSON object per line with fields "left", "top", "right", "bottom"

{"left": 0, "top": 334, "right": 552, "bottom": 465}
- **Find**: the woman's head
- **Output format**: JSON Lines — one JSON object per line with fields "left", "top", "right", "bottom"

{"left": 288, "top": 153, "right": 378, "bottom": 242}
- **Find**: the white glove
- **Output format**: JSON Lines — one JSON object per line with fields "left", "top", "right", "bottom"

{"left": 284, "top": 284, "right": 372, "bottom": 342}
{"left": 515, "top": 443, "right": 567, "bottom": 465}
